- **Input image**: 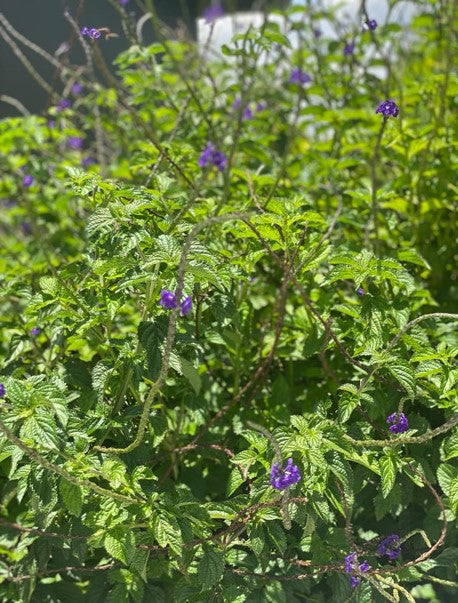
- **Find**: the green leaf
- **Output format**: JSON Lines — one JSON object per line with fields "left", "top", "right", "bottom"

{"left": 379, "top": 454, "right": 397, "bottom": 498}
{"left": 104, "top": 528, "right": 136, "bottom": 565}
{"left": 152, "top": 514, "right": 182, "bottom": 555}
{"left": 180, "top": 358, "right": 201, "bottom": 394}
{"left": 198, "top": 547, "right": 224, "bottom": 590}
{"left": 388, "top": 361, "right": 416, "bottom": 397}
{"left": 59, "top": 478, "right": 84, "bottom": 517}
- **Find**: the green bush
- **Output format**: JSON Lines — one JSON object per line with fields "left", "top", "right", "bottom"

{"left": 0, "top": 2, "right": 457, "bottom": 601}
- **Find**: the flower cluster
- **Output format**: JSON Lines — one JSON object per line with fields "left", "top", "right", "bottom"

{"left": 386, "top": 412, "right": 408, "bottom": 434}
{"left": 344, "top": 552, "right": 370, "bottom": 588}
{"left": 376, "top": 100, "right": 400, "bottom": 118}
{"left": 56, "top": 98, "right": 72, "bottom": 112}
{"left": 198, "top": 142, "right": 227, "bottom": 172}
{"left": 288, "top": 68, "right": 311, "bottom": 85}
{"left": 378, "top": 534, "right": 401, "bottom": 560}
{"left": 367, "top": 19, "right": 378, "bottom": 31}
{"left": 159, "top": 290, "right": 192, "bottom": 316}
{"left": 270, "top": 458, "right": 301, "bottom": 490}
{"left": 81, "top": 27, "right": 101, "bottom": 39}
{"left": 203, "top": 2, "right": 224, "bottom": 24}
{"left": 343, "top": 42, "right": 355, "bottom": 56}
{"left": 71, "top": 83, "right": 83, "bottom": 95}
{"left": 68, "top": 136, "right": 84, "bottom": 150}
{"left": 0, "top": 383, "right": 5, "bottom": 398}
{"left": 22, "top": 173, "right": 34, "bottom": 187}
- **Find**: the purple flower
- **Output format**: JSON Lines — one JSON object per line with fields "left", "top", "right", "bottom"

{"left": 288, "top": 68, "right": 311, "bottom": 85}
{"left": 378, "top": 534, "right": 401, "bottom": 560}
{"left": 0, "top": 383, "right": 5, "bottom": 398}
{"left": 22, "top": 174, "right": 34, "bottom": 187}
{"left": 118, "top": 0, "right": 130, "bottom": 5}
{"left": 386, "top": 412, "right": 408, "bottom": 434}
{"left": 81, "top": 27, "right": 90, "bottom": 36}
{"left": 313, "top": 28, "right": 322, "bottom": 39}
{"left": 81, "top": 156, "right": 96, "bottom": 168}
{"left": 71, "top": 83, "right": 84, "bottom": 95}
{"left": 357, "top": 287, "right": 365, "bottom": 296}
{"left": 344, "top": 552, "right": 357, "bottom": 573}
{"left": 256, "top": 101, "right": 266, "bottom": 112}
{"left": 376, "top": 99, "right": 399, "bottom": 118}
{"left": 345, "top": 552, "right": 370, "bottom": 587}
{"left": 198, "top": 142, "right": 227, "bottom": 172}
{"left": 56, "top": 98, "right": 72, "bottom": 112}
{"left": 159, "top": 290, "right": 177, "bottom": 310}
{"left": 89, "top": 28, "right": 101, "bottom": 39}
{"left": 350, "top": 576, "right": 360, "bottom": 588}
{"left": 47, "top": 120, "right": 56, "bottom": 129}
{"left": 68, "top": 136, "right": 84, "bottom": 150}
{"left": 30, "top": 327, "right": 42, "bottom": 336}
{"left": 232, "top": 98, "right": 253, "bottom": 121}
{"left": 180, "top": 296, "right": 192, "bottom": 316}
{"left": 203, "top": 2, "right": 224, "bottom": 24}
{"left": 367, "top": 19, "right": 377, "bottom": 31}
{"left": 343, "top": 42, "right": 355, "bottom": 56}
{"left": 270, "top": 458, "right": 301, "bottom": 490}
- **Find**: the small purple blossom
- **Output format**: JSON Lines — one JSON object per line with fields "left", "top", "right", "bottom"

{"left": 22, "top": 174, "right": 34, "bottom": 187}
{"left": 118, "top": 0, "right": 130, "bottom": 5}
{"left": 203, "top": 2, "right": 224, "bottom": 24}
{"left": 30, "top": 327, "right": 42, "bottom": 336}
{"left": 180, "top": 296, "right": 192, "bottom": 316}
{"left": 232, "top": 98, "right": 253, "bottom": 121}
{"left": 0, "top": 383, "right": 5, "bottom": 398}
{"left": 159, "top": 290, "right": 177, "bottom": 310}
{"left": 288, "top": 68, "right": 311, "bottom": 85}
{"left": 81, "top": 27, "right": 101, "bottom": 39}
{"left": 367, "top": 19, "right": 377, "bottom": 31}
{"left": 198, "top": 142, "right": 227, "bottom": 172}
{"left": 386, "top": 412, "right": 409, "bottom": 434}
{"left": 81, "top": 156, "right": 96, "bottom": 168}
{"left": 68, "top": 136, "right": 84, "bottom": 150}
{"left": 378, "top": 534, "right": 401, "bottom": 560}
{"left": 270, "top": 458, "right": 301, "bottom": 490}
{"left": 21, "top": 221, "right": 32, "bottom": 235}
{"left": 56, "top": 98, "right": 72, "bottom": 112}
{"left": 376, "top": 99, "right": 400, "bottom": 118}
{"left": 357, "top": 287, "right": 365, "bottom": 296}
{"left": 345, "top": 552, "right": 370, "bottom": 587}
{"left": 47, "top": 120, "right": 56, "bottom": 129}
{"left": 71, "top": 83, "right": 84, "bottom": 95}
{"left": 344, "top": 552, "right": 357, "bottom": 573}
{"left": 256, "top": 101, "right": 266, "bottom": 112}
{"left": 344, "top": 42, "right": 355, "bottom": 56}
{"left": 313, "top": 28, "right": 322, "bottom": 39}
{"left": 350, "top": 576, "right": 360, "bottom": 588}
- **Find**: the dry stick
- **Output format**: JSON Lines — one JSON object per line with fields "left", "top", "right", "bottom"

{"left": 7, "top": 563, "right": 116, "bottom": 583}
{"left": 0, "top": 517, "right": 87, "bottom": 541}
{"left": 94, "top": 212, "right": 254, "bottom": 454}
{"left": 64, "top": 11, "right": 107, "bottom": 177}
{"left": 0, "top": 23, "right": 54, "bottom": 94}
{"left": 0, "top": 12, "right": 69, "bottom": 72}
{"left": 0, "top": 419, "right": 141, "bottom": 505}
{"left": 0, "top": 94, "right": 30, "bottom": 116}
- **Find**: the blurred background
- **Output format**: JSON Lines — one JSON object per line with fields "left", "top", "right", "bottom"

{"left": 0, "top": 0, "right": 265, "bottom": 118}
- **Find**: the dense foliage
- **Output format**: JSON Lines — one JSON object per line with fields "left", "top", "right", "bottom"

{"left": 0, "top": 1, "right": 457, "bottom": 601}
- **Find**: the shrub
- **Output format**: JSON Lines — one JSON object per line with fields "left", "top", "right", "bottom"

{"left": 0, "top": 1, "right": 457, "bottom": 601}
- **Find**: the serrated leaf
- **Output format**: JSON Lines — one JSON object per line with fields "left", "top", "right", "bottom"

{"left": 104, "top": 529, "right": 135, "bottom": 564}
{"left": 226, "top": 467, "right": 245, "bottom": 497}
{"left": 198, "top": 547, "right": 224, "bottom": 589}
{"left": 379, "top": 455, "right": 397, "bottom": 498}
{"left": 59, "top": 478, "right": 83, "bottom": 517}
{"left": 180, "top": 358, "right": 201, "bottom": 394}
{"left": 388, "top": 361, "right": 416, "bottom": 397}
{"left": 153, "top": 514, "right": 182, "bottom": 555}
